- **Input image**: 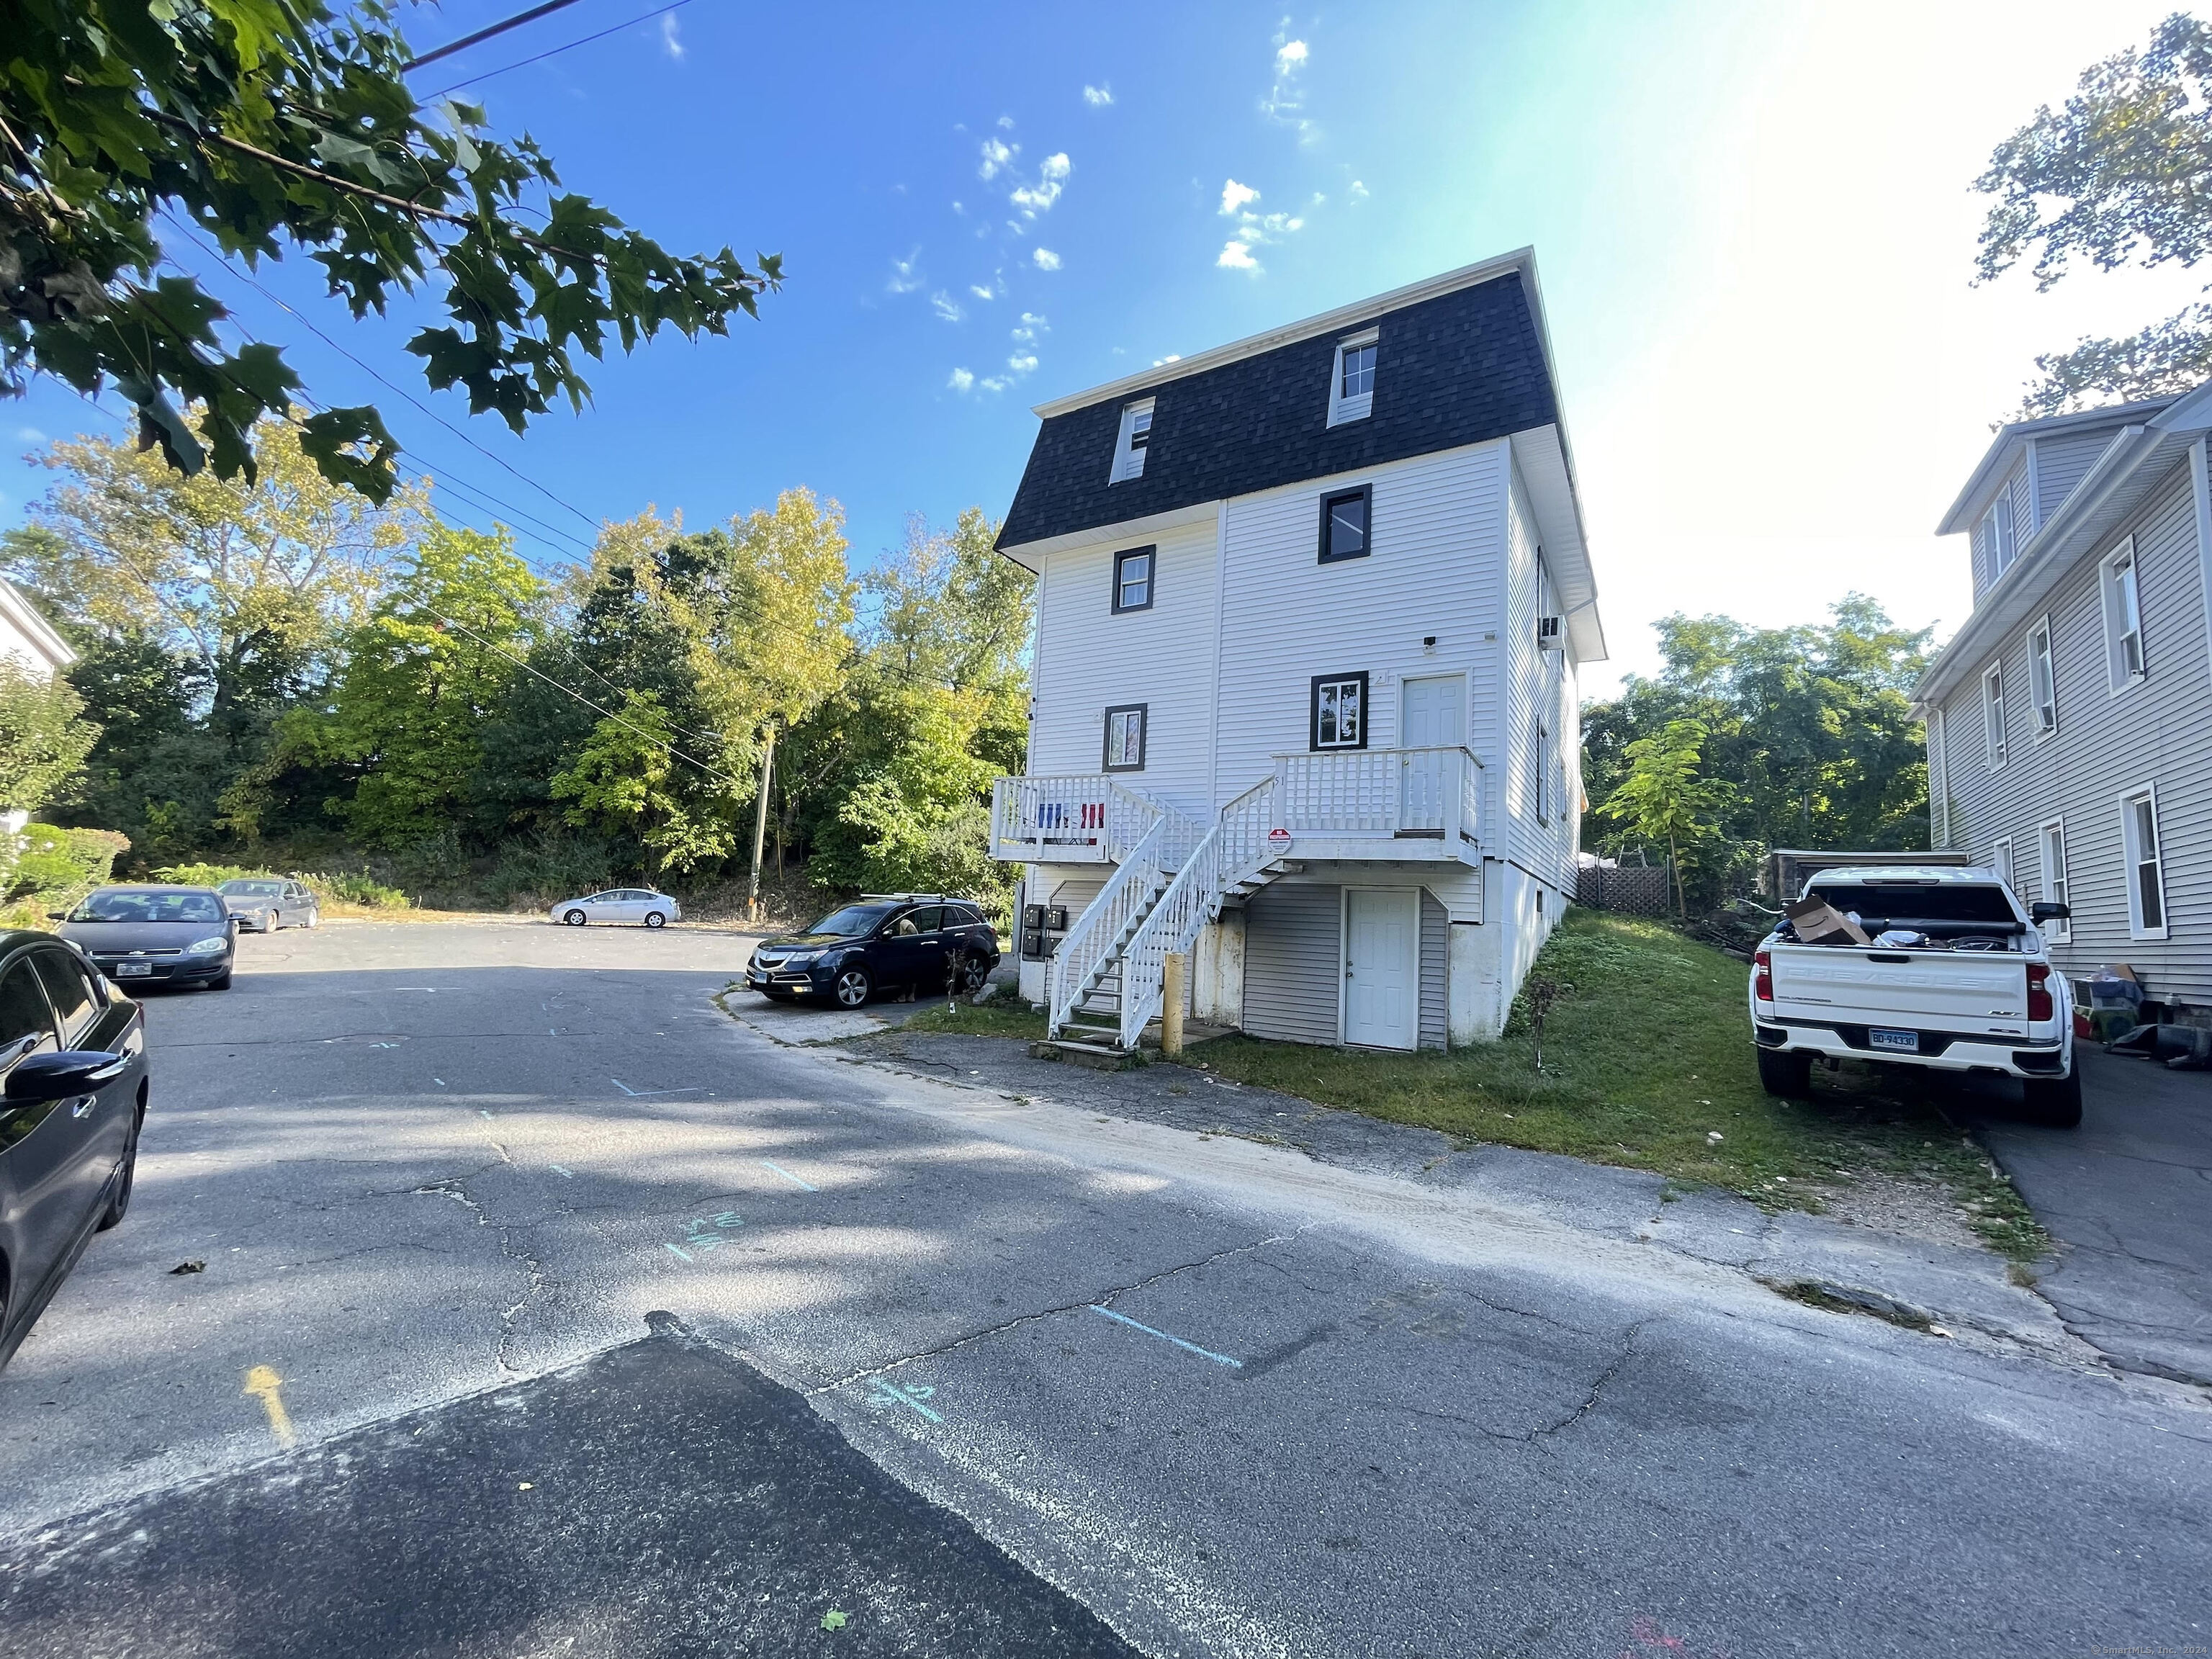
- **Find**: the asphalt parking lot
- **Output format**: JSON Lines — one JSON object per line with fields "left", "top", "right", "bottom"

{"left": 1, "top": 920, "right": 2208, "bottom": 1658}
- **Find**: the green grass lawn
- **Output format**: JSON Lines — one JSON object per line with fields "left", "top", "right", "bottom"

{"left": 899, "top": 996, "right": 1049, "bottom": 1040}
{"left": 1180, "top": 909, "right": 2046, "bottom": 1261}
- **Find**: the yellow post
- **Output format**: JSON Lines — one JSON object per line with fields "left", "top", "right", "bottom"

{"left": 1162, "top": 951, "right": 1187, "bottom": 1056}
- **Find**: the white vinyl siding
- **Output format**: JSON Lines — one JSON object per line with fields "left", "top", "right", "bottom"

{"left": 1419, "top": 889, "right": 1448, "bottom": 1050}
{"left": 1241, "top": 882, "right": 1344, "bottom": 1045}
{"left": 1503, "top": 457, "right": 1579, "bottom": 894}
{"left": 1936, "top": 454, "right": 2212, "bottom": 1001}
{"left": 2033, "top": 423, "right": 2129, "bottom": 523}
{"left": 1029, "top": 516, "right": 1218, "bottom": 819}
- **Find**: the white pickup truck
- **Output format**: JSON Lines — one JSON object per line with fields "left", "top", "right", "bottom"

{"left": 1748, "top": 866, "right": 2080, "bottom": 1126}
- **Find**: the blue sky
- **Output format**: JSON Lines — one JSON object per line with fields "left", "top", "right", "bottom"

{"left": 2, "top": 1, "right": 2202, "bottom": 691}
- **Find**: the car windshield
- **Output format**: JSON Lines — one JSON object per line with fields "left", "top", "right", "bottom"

{"left": 1806, "top": 884, "right": 2019, "bottom": 925}
{"left": 220, "top": 881, "right": 283, "bottom": 896}
{"left": 70, "top": 890, "right": 227, "bottom": 924}
{"left": 808, "top": 904, "right": 894, "bottom": 938}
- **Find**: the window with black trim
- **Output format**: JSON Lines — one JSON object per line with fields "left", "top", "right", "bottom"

{"left": 1318, "top": 485, "right": 1371, "bottom": 563}
{"left": 1102, "top": 703, "right": 1147, "bottom": 771}
{"left": 1310, "top": 673, "right": 1368, "bottom": 750}
{"left": 1112, "top": 547, "right": 1155, "bottom": 613}
{"left": 1328, "top": 328, "right": 1377, "bottom": 426}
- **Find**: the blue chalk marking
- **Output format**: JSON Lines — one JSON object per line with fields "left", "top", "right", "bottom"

{"left": 432, "top": 1078, "right": 446, "bottom": 1087}
{"left": 612, "top": 1079, "right": 706, "bottom": 1099}
{"left": 1089, "top": 1305, "right": 1243, "bottom": 1369}
{"left": 549, "top": 1164, "right": 574, "bottom": 1179}
{"left": 866, "top": 1380, "right": 943, "bottom": 1424}
{"left": 479, "top": 1110, "right": 493, "bottom": 1119}
{"left": 761, "top": 1160, "right": 818, "bottom": 1192}
{"left": 663, "top": 1242, "right": 693, "bottom": 1262}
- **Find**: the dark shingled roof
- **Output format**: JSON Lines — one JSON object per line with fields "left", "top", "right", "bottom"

{"left": 997, "top": 270, "right": 1558, "bottom": 550}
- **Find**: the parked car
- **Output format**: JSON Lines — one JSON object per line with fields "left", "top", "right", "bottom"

{"left": 746, "top": 896, "right": 1001, "bottom": 1008}
{"left": 0, "top": 927, "right": 150, "bottom": 1369}
{"left": 217, "top": 877, "right": 322, "bottom": 933}
{"left": 550, "top": 889, "right": 680, "bottom": 928}
{"left": 1748, "top": 866, "right": 2080, "bottom": 1125}
{"left": 53, "top": 886, "right": 237, "bottom": 992}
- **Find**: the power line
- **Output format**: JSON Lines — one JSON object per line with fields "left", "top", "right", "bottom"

{"left": 424, "top": 0, "right": 698, "bottom": 99}
{"left": 401, "top": 0, "right": 592, "bottom": 72}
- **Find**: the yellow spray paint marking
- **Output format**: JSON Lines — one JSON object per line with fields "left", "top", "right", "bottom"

{"left": 242, "top": 1365, "right": 296, "bottom": 1448}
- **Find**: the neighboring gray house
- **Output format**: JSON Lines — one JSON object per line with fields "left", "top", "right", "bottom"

{"left": 1917, "top": 390, "right": 2212, "bottom": 1013}
{"left": 988, "top": 248, "right": 1604, "bottom": 1055}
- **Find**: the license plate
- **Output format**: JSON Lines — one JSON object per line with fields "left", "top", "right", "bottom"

{"left": 1869, "top": 1028, "right": 1918, "bottom": 1053}
{"left": 113, "top": 962, "right": 153, "bottom": 978}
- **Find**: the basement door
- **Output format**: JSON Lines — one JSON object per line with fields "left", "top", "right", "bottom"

{"left": 1343, "top": 889, "right": 1419, "bottom": 1051}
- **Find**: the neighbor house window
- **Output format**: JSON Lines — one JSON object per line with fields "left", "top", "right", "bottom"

{"left": 1327, "top": 328, "right": 1377, "bottom": 426}
{"left": 1535, "top": 724, "right": 1550, "bottom": 821}
{"left": 1109, "top": 399, "right": 1155, "bottom": 484}
{"left": 1318, "top": 485, "right": 1372, "bottom": 563}
{"left": 1112, "top": 546, "right": 1155, "bottom": 613}
{"left": 2121, "top": 787, "right": 2167, "bottom": 938}
{"left": 2028, "top": 617, "right": 2056, "bottom": 735}
{"left": 2102, "top": 537, "right": 2146, "bottom": 690}
{"left": 1310, "top": 673, "right": 1369, "bottom": 750}
{"left": 1983, "top": 488, "right": 2017, "bottom": 579}
{"left": 1102, "top": 704, "right": 1147, "bottom": 771}
{"left": 1992, "top": 836, "right": 2014, "bottom": 893}
{"left": 1981, "top": 662, "right": 2006, "bottom": 767}
{"left": 2039, "top": 819, "right": 2071, "bottom": 943}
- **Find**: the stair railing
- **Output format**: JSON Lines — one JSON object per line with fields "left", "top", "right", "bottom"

{"left": 1046, "top": 802, "right": 1207, "bottom": 1038}
{"left": 1116, "top": 775, "right": 1281, "bottom": 1050}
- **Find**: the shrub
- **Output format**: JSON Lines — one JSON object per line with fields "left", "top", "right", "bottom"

{"left": 151, "top": 861, "right": 264, "bottom": 889}
{"left": 9, "top": 823, "right": 134, "bottom": 899}
{"left": 302, "top": 869, "right": 411, "bottom": 908}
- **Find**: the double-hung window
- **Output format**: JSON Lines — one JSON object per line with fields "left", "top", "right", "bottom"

{"left": 1981, "top": 663, "right": 2007, "bottom": 767}
{"left": 2121, "top": 787, "right": 2167, "bottom": 938}
{"left": 1535, "top": 724, "right": 1550, "bottom": 822}
{"left": 1983, "top": 489, "right": 2017, "bottom": 580}
{"left": 1109, "top": 399, "right": 1154, "bottom": 484}
{"left": 1102, "top": 704, "right": 1147, "bottom": 772}
{"left": 2102, "top": 537, "right": 2146, "bottom": 691}
{"left": 1310, "top": 673, "right": 1368, "bottom": 751}
{"left": 2039, "top": 819, "right": 2071, "bottom": 943}
{"left": 1111, "top": 546, "right": 1155, "bottom": 613}
{"left": 2028, "top": 617, "right": 2056, "bottom": 736}
{"left": 1992, "top": 836, "right": 2014, "bottom": 893}
{"left": 1326, "top": 327, "right": 1377, "bottom": 426}
{"left": 1318, "top": 485, "right": 1372, "bottom": 563}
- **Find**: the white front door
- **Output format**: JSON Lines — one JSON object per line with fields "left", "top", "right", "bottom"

{"left": 1344, "top": 889, "right": 1419, "bottom": 1051}
{"left": 1400, "top": 675, "right": 1465, "bottom": 830}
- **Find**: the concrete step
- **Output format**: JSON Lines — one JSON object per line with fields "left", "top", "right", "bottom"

{"left": 1029, "top": 1038, "right": 1141, "bottom": 1071}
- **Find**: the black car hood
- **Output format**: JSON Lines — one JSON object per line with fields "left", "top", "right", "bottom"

{"left": 60, "top": 920, "right": 230, "bottom": 953}
{"left": 757, "top": 932, "right": 866, "bottom": 950}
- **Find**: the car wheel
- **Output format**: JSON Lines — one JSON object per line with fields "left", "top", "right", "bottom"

{"left": 644, "top": 910, "right": 667, "bottom": 929}
{"left": 1755, "top": 1046, "right": 1812, "bottom": 1098}
{"left": 564, "top": 909, "right": 588, "bottom": 927}
{"left": 832, "top": 965, "right": 873, "bottom": 1009}
{"left": 99, "top": 1110, "right": 142, "bottom": 1230}
{"left": 2020, "top": 1067, "right": 2083, "bottom": 1129}
{"left": 306, "top": 909, "right": 320, "bottom": 929}
{"left": 958, "top": 951, "right": 990, "bottom": 992}
{"left": 269, "top": 911, "right": 282, "bottom": 931}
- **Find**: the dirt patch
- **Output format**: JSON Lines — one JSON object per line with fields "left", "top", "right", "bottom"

{"left": 1811, "top": 1169, "right": 1987, "bottom": 1254}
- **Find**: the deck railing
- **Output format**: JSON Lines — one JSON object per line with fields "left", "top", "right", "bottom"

{"left": 1272, "top": 745, "right": 1483, "bottom": 842}
{"left": 1046, "top": 801, "right": 1206, "bottom": 1038}
{"left": 990, "top": 774, "right": 1157, "bottom": 863}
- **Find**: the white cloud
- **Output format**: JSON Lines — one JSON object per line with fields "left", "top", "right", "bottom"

{"left": 1007, "top": 353, "right": 1038, "bottom": 374}
{"left": 997, "top": 114, "right": 1016, "bottom": 129}
{"left": 1011, "top": 310, "right": 1048, "bottom": 344}
{"left": 1083, "top": 84, "right": 1114, "bottom": 107}
{"left": 948, "top": 367, "right": 975, "bottom": 392}
{"left": 660, "top": 13, "right": 684, "bottom": 59}
{"left": 886, "top": 250, "right": 925, "bottom": 294}
{"left": 979, "top": 138, "right": 1017, "bottom": 180}
{"left": 16, "top": 426, "right": 45, "bottom": 444}
{"left": 930, "top": 290, "right": 965, "bottom": 323}
{"left": 1348, "top": 179, "right": 1369, "bottom": 200}
{"left": 1033, "top": 247, "right": 1062, "bottom": 270}
{"left": 969, "top": 283, "right": 996, "bottom": 300}
{"left": 980, "top": 375, "right": 1013, "bottom": 392}
{"left": 1009, "top": 150, "right": 1073, "bottom": 218}
{"left": 1153, "top": 353, "right": 1182, "bottom": 367}
{"left": 1220, "top": 179, "right": 1261, "bottom": 215}
{"left": 1216, "top": 241, "right": 1259, "bottom": 271}
{"left": 1262, "top": 26, "right": 1313, "bottom": 135}
{"left": 1213, "top": 177, "right": 1308, "bottom": 272}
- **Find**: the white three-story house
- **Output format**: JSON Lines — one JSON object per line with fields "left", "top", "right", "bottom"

{"left": 1918, "top": 388, "right": 2212, "bottom": 1015}
{"left": 987, "top": 248, "right": 1606, "bottom": 1056}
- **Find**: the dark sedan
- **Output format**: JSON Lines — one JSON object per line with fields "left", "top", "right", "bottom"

{"left": 0, "top": 929, "right": 150, "bottom": 1368}
{"left": 746, "top": 896, "right": 1000, "bottom": 1008}
{"left": 54, "top": 886, "right": 236, "bottom": 992}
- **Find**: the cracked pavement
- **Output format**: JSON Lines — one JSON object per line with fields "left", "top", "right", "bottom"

{"left": 1, "top": 922, "right": 2209, "bottom": 1658}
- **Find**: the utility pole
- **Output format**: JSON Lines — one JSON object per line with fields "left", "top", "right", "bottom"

{"left": 747, "top": 727, "right": 776, "bottom": 925}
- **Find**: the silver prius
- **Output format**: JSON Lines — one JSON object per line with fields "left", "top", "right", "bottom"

{"left": 549, "top": 889, "right": 681, "bottom": 928}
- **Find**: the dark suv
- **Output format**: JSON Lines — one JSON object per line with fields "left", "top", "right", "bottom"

{"left": 746, "top": 896, "right": 1000, "bottom": 1009}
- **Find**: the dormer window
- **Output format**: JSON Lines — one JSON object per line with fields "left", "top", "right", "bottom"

{"left": 1110, "top": 399, "right": 1154, "bottom": 484}
{"left": 1326, "top": 328, "right": 1377, "bottom": 426}
{"left": 1983, "top": 488, "right": 2017, "bottom": 579}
